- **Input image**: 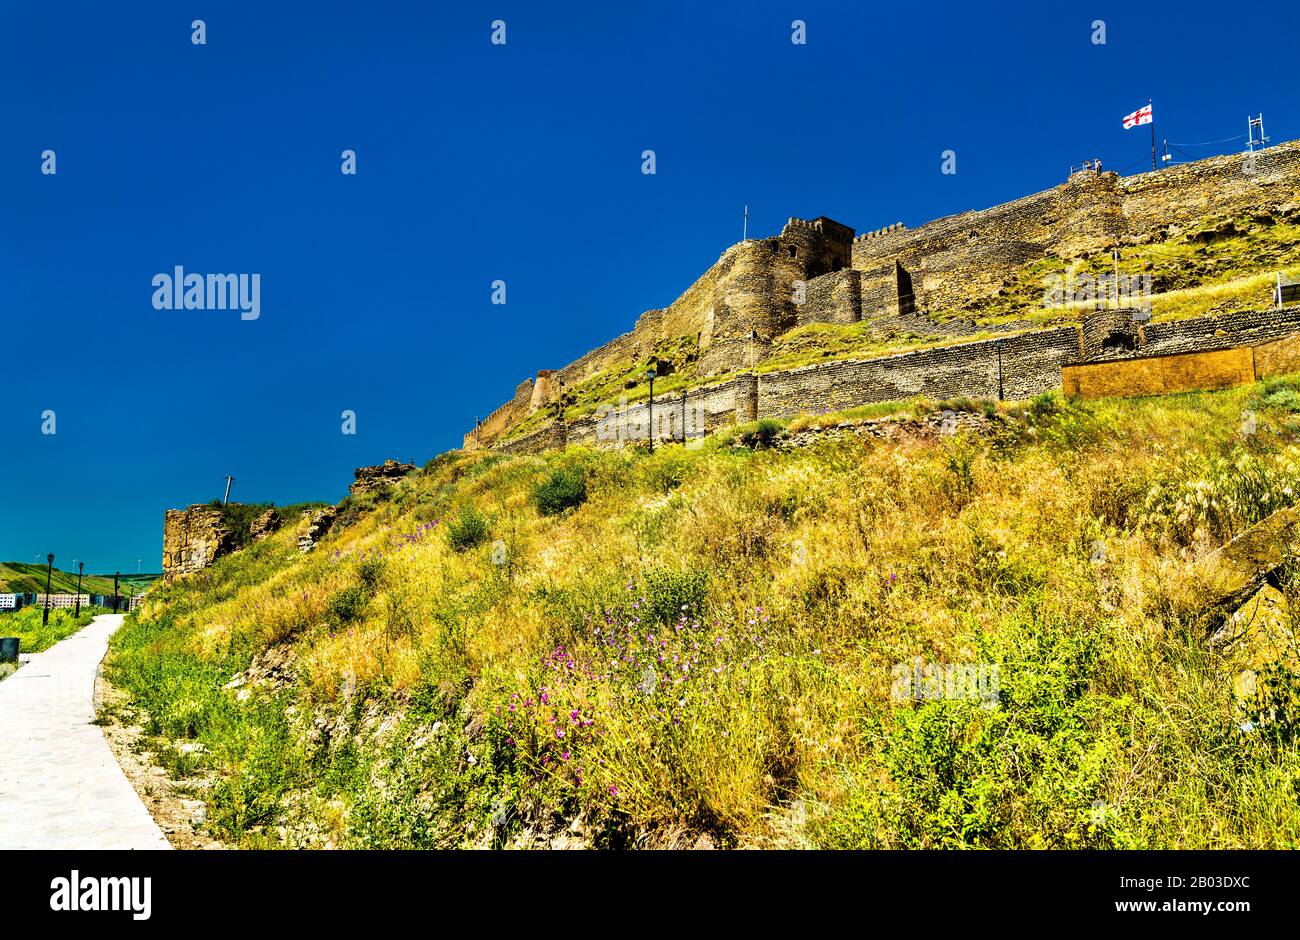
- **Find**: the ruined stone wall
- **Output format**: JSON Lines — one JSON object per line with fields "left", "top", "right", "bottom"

{"left": 162, "top": 505, "right": 231, "bottom": 578}
{"left": 851, "top": 185, "right": 1065, "bottom": 312}
{"left": 1080, "top": 309, "right": 1141, "bottom": 359}
{"left": 755, "top": 327, "right": 1079, "bottom": 419}
{"left": 468, "top": 140, "right": 1300, "bottom": 448}
{"left": 1140, "top": 307, "right": 1300, "bottom": 358}
{"left": 484, "top": 303, "right": 1300, "bottom": 456}
{"left": 798, "top": 269, "right": 862, "bottom": 327}
{"left": 493, "top": 422, "right": 568, "bottom": 456}
{"left": 1120, "top": 139, "right": 1300, "bottom": 237}
{"left": 466, "top": 377, "right": 536, "bottom": 449}
{"left": 847, "top": 170, "right": 1130, "bottom": 316}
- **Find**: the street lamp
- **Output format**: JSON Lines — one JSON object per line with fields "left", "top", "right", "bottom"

{"left": 646, "top": 366, "right": 657, "bottom": 454}
{"left": 42, "top": 553, "right": 54, "bottom": 626}
{"left": 113, "top": 572, "right": 120, "bottom": 614}
{"left": 75, "top": 561, "right": 84, "bottom": 616}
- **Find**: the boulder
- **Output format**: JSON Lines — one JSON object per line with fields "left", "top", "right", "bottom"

{"left": 349, "top": 459, "right": 416, "bottom": 498}
{"left": 250, "top": 508, "right": 281, "bottom": 542}
{"left": 298, "top": 506, "right": 339, "bottom": 553}
{"left": 1211, "top": 584, "right": 1298, "bottom": 701}
{"left": 1196, "top": 504, "right": 1300, "bottom": 618}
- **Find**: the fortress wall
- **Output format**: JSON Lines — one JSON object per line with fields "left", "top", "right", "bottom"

{"left": 1080, "top": 309, "right": 1141, "bottom": 359}
{"left": 701, "top": 219, "right": 856, "bottom": 374}
{"left": 1120, "top": 139, "right": 1300, "bottom": 235}
{"left": 465, "top": 377, "right": 536, "bottom": 449}
{"left": 852, "top": 186, "right": 1061, "bottom": 314}
{"left": 567, "top": 377, "right": 750, "bottom": 448}
{"left": 909, "top": 239, "right": 1048, "bottom": 311}
{"left": 753, "top": 327, "right": 1079, "bottom": 420}
{"left": 487, "top": 308, "right": 1300, "bottom": 456}
{"left": 1056, "top": 171, "right": 1127, "bottom": 255}
{"left": 468, "top": 141, "right": 1300, "bottom": 449}
{"left": 858, "top": 263, "right": 902, "bottom": 319}
{"left": 851, "top": 172, "right": 1129, "bottom": 314}
{"left": 756, "top": 344, "right": 995, "bottom": 419}
{"left": 746, "top": 327, "right": 1081, "bottom": 425}
{"left": 525, "top": 377, "right": 752, "bottom": 453}
{"left": 1141, "top": 307, "right": 1300, "bottom": 358}
{"left": 798, "top": 269, "right": 862, "bottom": 327}
{"left": 553, "top": 331, "right": 637, "bottom": 390}
{"left": 996, "top": 326, "right": 1085, "bottom": 400}
{"left": 494, "top": 422, "right": 567, "bottom": 456}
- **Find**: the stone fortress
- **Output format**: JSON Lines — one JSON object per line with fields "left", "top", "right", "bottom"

{"left": 162, "top": 142, "right": 1300, "bottom": 580}
{"left": 466, "top": 139, "right": 1300, "bottom": 455}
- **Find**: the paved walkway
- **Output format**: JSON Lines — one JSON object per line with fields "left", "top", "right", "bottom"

{"left": 0, "top": 614, "right": 170, "bottom": 850}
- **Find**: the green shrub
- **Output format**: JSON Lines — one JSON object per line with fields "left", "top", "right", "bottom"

{"left": 327, "top": 586, "right": 367, "bottom": 625}
{"left": 641, "top": 568, "right": 709, "bottom": 626}
{"left": 728, "top": 418, "right": 787, "bottom": 449}
{"left": 1028, "top": 391, "right": 1061, "bottom": 419}
{"left": 357, "top": 557, "right": 386, "bottom": 593}
{"left": 532, "top": 466, "right": 588, "bottom": 516}
{"left": 446, "top": 505, "right": 490, "bottom": 551}
{"left": 1260, "top": 387, "right": 1300, "bottom": 412}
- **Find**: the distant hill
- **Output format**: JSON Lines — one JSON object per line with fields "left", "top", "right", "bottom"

{"left": 0, "top": 562, "right": 159, "bottom": 596}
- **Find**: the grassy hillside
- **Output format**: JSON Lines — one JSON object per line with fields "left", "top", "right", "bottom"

{"left": 107, "top": 377, "right": 1300, "bottom": 849}
{"left": 112, "top": 573, "right": 162, "bottom": 594}
{"left": 0, "top": 562, "right": 159, "bottom": 596}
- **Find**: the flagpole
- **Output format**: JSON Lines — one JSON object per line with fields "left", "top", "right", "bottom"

{"left": 1150, "top": 98, "right": 1156, "bottom": 172}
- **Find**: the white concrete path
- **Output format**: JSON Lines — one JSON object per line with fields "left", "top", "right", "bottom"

{"left": 0, "top": 614, "right": 170, "bottom": 850}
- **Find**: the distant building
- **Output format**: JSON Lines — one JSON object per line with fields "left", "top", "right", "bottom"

{"left": 35, "top": 594, "right": 90, "bottom": 610}
{"left": 0, "top": 593, "right": 19, "bottom": 611}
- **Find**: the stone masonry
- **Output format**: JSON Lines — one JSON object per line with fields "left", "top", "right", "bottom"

{"left": 466, "top": 139, "right": 1300, "bottom": 454}
{"left": 162, "top": 505, "right": 232, "bottom": 579}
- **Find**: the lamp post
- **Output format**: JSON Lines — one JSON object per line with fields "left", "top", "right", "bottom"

{"left": 74, "top": 561, "right": 84, "bottom": 616}
{"left": 646, "top": 366, "right": 657, "bottom": 454}
{"left": 113, "top": 572, "right": 120, "bottom": 614}
{"left": 42, "top": 553, "right": 54, "bottom": 626}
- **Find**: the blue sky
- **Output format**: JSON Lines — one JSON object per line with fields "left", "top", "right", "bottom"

{"left": 1, "top": 0, "right": 1295, "bottom": 573}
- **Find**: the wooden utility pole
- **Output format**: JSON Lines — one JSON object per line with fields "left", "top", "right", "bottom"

{"left": 222, "top": 475, "right": 235, "bottom": 505}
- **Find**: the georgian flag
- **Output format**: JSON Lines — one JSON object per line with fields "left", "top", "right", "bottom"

{"left": 1122, "top": 104, "right": 1153, "bottom": 129}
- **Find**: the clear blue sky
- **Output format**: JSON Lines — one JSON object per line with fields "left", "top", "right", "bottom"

{"left": 1, "top": 1, "right": 1295, "bottom": 573}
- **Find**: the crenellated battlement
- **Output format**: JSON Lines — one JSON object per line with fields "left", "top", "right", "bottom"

{"left": 855, "top": 223, "right": 906, "bottom": 242}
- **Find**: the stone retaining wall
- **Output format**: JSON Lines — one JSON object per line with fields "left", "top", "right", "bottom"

{"left": 489, "top": 305, "right": 1300, "bottom": 455}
